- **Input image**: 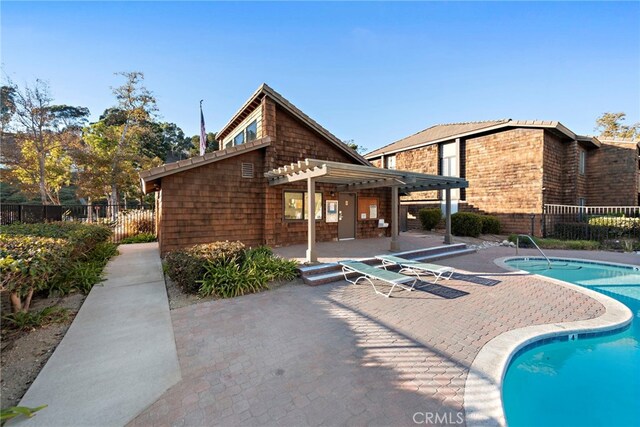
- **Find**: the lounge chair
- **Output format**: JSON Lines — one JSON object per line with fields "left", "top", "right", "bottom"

{"left": 375, "top": 255, "right": 454, "bottom": 283}
{"left": 339, "top": 260, "right": 418, "bottom": 298}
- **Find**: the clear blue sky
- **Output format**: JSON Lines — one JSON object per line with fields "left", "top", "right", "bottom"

{"left": 3, "top": 1, "right": 639, "bottom": 152}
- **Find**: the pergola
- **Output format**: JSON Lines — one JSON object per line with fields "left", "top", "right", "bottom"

{"left": 265, "top": 159, "right": 469, "bottom": 263}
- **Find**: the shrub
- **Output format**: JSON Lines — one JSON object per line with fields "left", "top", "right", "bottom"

{"left": 164, "top": 241, "right": 246, "bottom": 293}
{"left": 197, "top": 249, "right": 298, "bottom": 298}
{"left": 507, "top": 234, "right": 601, "bottom": 250}
{"left": 49, "top": 242, "right": 118, "bottom": 296}
{"left": 418, "top": 208, "right": 441, "bottom": 231}
{"left": 0, "top": 235, "right": 72, "bottom": 313}
{"left": 0, "top": 222, "right": 112, "bottom": 258}
{"left": 0, "top": 223, "right": 114, "bottom": 312}
{"left": 481, "top": 215, "right": 501, "bottom": 234}
{"left": 119, "top": 233, "right": 157, "bottom": 244}
{"left": 451, "top": 212, "right": 483, "bottom": 237}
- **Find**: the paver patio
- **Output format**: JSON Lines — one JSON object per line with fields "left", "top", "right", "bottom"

{"left": 127, "top": 244, "right": 630, "bottom": 427}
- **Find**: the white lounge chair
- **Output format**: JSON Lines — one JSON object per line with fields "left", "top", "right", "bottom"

{"left": 339, "top": 260, "right": 418, "bottom": 298}
{"left": 375, "top": 255, "right": 454, "bottom": 283}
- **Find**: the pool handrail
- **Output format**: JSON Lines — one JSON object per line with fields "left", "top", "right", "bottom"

{"left": 515, "top": 234, "right": 551, "bottom": 269}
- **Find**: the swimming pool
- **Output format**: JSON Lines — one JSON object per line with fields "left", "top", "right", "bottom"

{"left": 502, "top": 258, "right": 640, "bottom": 427}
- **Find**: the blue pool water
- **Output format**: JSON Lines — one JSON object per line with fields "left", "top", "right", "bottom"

{"left": 502, "top": 258, "right": 640, "bottom": 427}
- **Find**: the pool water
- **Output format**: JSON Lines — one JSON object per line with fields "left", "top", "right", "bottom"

{"left": 502, "top": 258, "right": 640, "bottom": 427}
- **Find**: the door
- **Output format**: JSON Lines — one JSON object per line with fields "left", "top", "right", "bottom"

{"left": 338, "top": 193, "right": 356, "bottom": 240}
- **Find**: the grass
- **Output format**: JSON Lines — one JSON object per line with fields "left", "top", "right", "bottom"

{"left": 2, "top": 306, "right": 69, "bottom": 331}
{"left": 119, "top": 233, "right": 157, "bottom": 244}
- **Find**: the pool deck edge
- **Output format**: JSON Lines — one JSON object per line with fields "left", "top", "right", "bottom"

{"left": 463, "top": 256, "right": 634, "bottom": 427}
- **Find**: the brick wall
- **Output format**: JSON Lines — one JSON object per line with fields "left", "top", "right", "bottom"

{"left": 396, "top": 144, "right": 440, "bottom": 201}
{"left": 159, "top": 149, "right": 267, "bottom": 254}
{"left": 389, "top": 128, "right": 547, "bottom": 235}
{"left": 587, "top": 141, "right": 639, "bottom": 206}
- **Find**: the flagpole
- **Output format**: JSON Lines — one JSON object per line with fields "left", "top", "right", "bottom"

{"left": 199, "top": 100, "right": 206, "bottom": 156}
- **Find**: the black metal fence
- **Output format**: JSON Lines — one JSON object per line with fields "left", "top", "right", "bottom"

{"left": 543, "top": 204, "right": 640, "bottom": 241}
{"left": 0, "top": 203, "right": 156, "bottom": 243}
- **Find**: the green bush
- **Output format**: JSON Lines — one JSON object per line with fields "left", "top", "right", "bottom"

{"left": 418, "top": 208, "right": 441, "bottom": 231}
{"left": 197, "top": 249, "right": 298, "bottom": 299}
{"left": 0, "top": 223, "right": 114, "bottom": 312}
{"left": 0, "top": 222, "right": 112, "bottom": 258}
{"left": 166, "top": 242, "right": 298, "bottom": 298}
{"left": 451, "top": 212, "right": 483, "bottom": 237}
{"left": 481, "top": 215, "right": 501, "bottom": 234}
{"left": 508, "top": 234, "right": 601, "bottom": 250}
{"left": 164, "top": 241, "right": 246, "bottom": 293}
{"left": 588, "top": 216, "right": 640, "bottom": 229}
{"left": 0, "top": 235, "right": 72, "bottom": 313}
{"left": 49, "top": 242, "right": 118, "bottom": 296}
{"left": 119, "top": 233, "right": 157, "bottom": 244}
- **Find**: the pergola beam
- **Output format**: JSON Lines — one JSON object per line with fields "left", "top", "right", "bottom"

{"left": 267, "top": 165, "right": 328, "bottom": 186}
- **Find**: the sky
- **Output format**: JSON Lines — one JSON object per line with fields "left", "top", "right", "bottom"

{"left": 2, "top": 1, "right": 639, "bottom": 153}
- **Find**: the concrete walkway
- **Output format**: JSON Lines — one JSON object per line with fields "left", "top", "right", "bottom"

{"left": 15, "top": 243, "right": 181, "bottom": 427}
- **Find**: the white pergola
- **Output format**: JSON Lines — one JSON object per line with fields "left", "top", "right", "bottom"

{"left": 265, "top": 159, "right": 469, "bottom": 263}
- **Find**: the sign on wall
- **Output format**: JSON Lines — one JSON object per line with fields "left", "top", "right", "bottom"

{"left": 326, "top": 200, "right": 338, "bottom": 223}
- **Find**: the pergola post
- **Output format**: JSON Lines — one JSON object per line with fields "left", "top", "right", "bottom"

{"left": 444, "top": 188, "right": 452, "bottom": 244}
{"left": 306, "top": 177, "right": 317, "bottom": 263}
{"left": 390, "top": 186, "right": 400, "bottom": 251}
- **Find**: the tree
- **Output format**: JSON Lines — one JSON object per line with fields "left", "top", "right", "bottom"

{"left": 76, "top": 72, "right": 162, "bottom": 210}
{"left": 188, "top": 132, "right": 218, "bottom": 157}
{"left": 595, "top": 112, "right": 639, "bottom": 139}
{"left": 4, "top": 79, "right": 88, "bottom": 204}
{"left": 342, "top": 139, "right": 366, "bottom": 154}
{"left": 1, "top": 85, "right": 16, "bottom": 134}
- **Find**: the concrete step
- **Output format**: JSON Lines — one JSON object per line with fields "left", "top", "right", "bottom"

{"left": 298, "top": 244, "right": 476, "bottom": 286}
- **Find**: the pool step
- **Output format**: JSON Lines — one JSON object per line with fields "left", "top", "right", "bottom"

{"left": 298, "top": 243, "right": 475, "bottom": 286}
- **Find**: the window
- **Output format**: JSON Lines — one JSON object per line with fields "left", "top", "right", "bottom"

{"left": 233, "top": 131, "right": 245, "bottom": 146}
{"left": 246, "top": 120, "right": 257, "bottom": 142}
{"left": 229, "top": 120, "right": 257, "bottom": 148}
{"left": 385, "top": 155, "right": 396, "bottom": 170}
{"left": 440, "top": 141, "right": 460, "bottom": 200}
{"left": 284, "top": 191, "right": 322, "bottom": 220}
{"left": 579, "top": 149, "right": 586, "bottom": 175}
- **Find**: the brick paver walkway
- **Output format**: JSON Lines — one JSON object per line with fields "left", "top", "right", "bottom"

{"left": 129, "top": 267, "right": 604, "bottom": 427}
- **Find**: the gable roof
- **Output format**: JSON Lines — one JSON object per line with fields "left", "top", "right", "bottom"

{"left": 365, "top": 119, "right": 600, "bottom": 159}
{"left": 217, "top": 83, "right": 370, "bottom": 166}
{"left": 139, "top": 137, "right": 271, "bottom": 194}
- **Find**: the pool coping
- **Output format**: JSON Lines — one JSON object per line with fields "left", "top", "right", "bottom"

{"left": 463, "top": 256, "right": 635, "bottom": 427}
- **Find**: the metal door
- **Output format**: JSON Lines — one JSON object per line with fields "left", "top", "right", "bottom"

{"left": 338, "top": 193, "right": 356, "bottom": 240}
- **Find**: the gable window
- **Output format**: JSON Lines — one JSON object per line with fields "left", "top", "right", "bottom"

{"left": 230, "top": 119, "right": 258, "bottom": 147}
{"left": 284, "top": 191, "right": 322, "bottom": 220}
{"left": 385, "top": 155, "right": 396, "bottom": 170}
{"left": 579, "top": 149, "right": 586, "bottom": 175}
{"left": 246, "top": 120, "right": 257, "bottom": 142}
{"left": 233, "top": 132, "right": 245, "bottom": 146}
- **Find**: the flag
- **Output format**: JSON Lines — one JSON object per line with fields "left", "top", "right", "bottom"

{"left": 199, "top": 100, "right": 206, "bottom": 156}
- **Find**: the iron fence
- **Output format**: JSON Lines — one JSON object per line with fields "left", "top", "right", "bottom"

{"left": 543, "top": 204, "right": 640, "bottom": 241}
{"left": 0, "top": 203, "right": 155, "bottom": 243}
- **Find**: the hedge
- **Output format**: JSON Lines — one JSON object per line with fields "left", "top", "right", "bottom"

{"left": 165, "top": 242, "right": 298, "bottom": 298}
{"left": 481, "top": 215, "right": 501, "bottom": 234}
{"left": 164, "top": 241, "right": 246, "bottom": 293}
{"left": 418, "top": 208, "right": 441, "bottom": 231}
{"left": 0, "top": 222, "right": 112, "bottom": 313}
{"left": 451, "top": 212, "right": 483, "bottom": 237}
